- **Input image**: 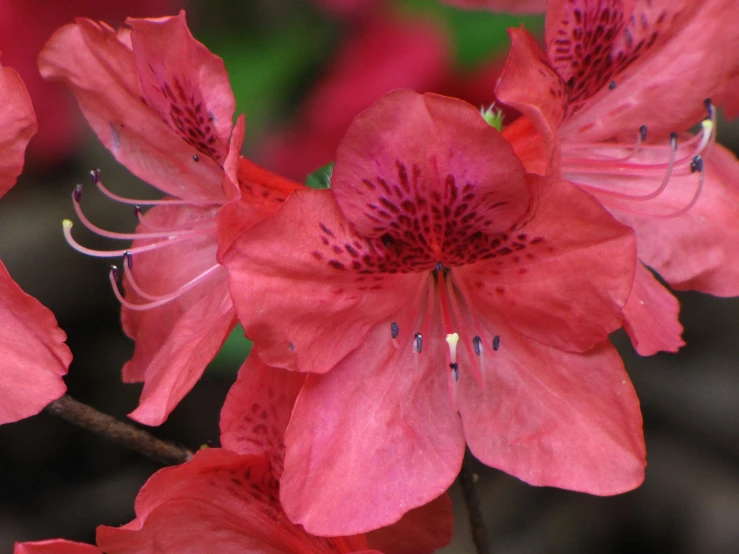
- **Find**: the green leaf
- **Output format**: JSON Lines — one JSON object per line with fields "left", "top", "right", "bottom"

{"left": 305, "top": 162, "right": 335, "bottom": 189}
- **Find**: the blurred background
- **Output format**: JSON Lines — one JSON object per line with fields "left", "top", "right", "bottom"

{"left": 1, "top": 0, "right": 739, "bottom": 552}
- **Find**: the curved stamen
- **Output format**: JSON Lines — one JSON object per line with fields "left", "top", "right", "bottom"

{"left": 96, "top": 180, "right": 217, "bottom": 207}
{"left": 112, "top": 262, "right": 221, "bottom": 310}
{"left": 72, "top": 188, "right": 211, "bottom": 240}
{"left": 649, "top": 155, "right": 705, "bottom": 220}
{"left": 63, "top": 220, "right": 209, "bottom": 258}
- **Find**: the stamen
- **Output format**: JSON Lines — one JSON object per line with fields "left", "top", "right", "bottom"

{"left": 704, "top": 98, "right": 714, "bottom": 120}
{"left": 90, "top": 169, "right": 101, "bottom": 185}
{"left": 63, "top": 219, "right": 207, "bottom": 258}
{"left": 473, "top": 336, "right": 482, "bottom": 356}
{"left": 390, "top": 321, "right": 400, "bottom": 349}
{"left": 114, "top": 262, "right": 221, "bottom": 310}
{"left": 446, "top": 332, "right": 460, "bottom": 412}
{"left": 608, "top": 80, "right": 617, "bottom": 90}
{"left": 414, "top": 332, "right": 423, "bottom": 353}
{"left": 493, "top": 335, "right": 501, "bottom": 351}
{"left": 649, "top": 155, "right": 705, "bottom": 220}
{"left": 96, "top": 180, "right": 214, "bottom": 206}
{"left": 71, "top": 189, "right": 208, "bottom": 240}
{"left": 640, "top": 125, "right": 648, "bottom": 142}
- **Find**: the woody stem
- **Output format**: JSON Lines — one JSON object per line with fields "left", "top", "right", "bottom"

{"left": 45, "top": 395, "right": 193, "bottom": 466}
{"left": 459, "top": 450, "right": 490, "bottom": 554}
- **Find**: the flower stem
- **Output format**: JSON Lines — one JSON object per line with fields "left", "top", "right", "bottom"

{"left": 45, "top": 395, "right": 193, "bottom": 466}
{"left": 459, "top": 452, "right": 490, "bottom": 554}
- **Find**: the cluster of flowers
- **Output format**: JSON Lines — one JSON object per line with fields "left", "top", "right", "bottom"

{"left": 3, "top": 0, "right": 739, "bottom": 551}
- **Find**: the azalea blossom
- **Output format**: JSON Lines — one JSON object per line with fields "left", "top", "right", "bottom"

{"left": 16, "top": 348, "right": 452, "bottom": 554}
{"left": 224, "top": 89, "right": 644, "bottom": 534}
{"left": 495, "top": 0, "right": 739, "bottom": 355}
{"left": 38, "top": 12, "right": 301, "bottom": 426}
{"left": 0, "top": 59, "right": 71, "bottom": 424}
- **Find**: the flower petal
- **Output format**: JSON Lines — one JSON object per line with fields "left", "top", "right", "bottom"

{"left": 14, "top": 540, "right": 102, "bottom": 554}
{"left": 281, "top": 319, "right": 465, "bottom": 535}
{"left": 332, "top": 89, "right": 532, "bottom": 241}
{"left": 459, "top": 175, "right": 636, "bottom": 353}
{"left": 224, "top": 188, "right": 423, "bottom": 374}
{"left": 216, "top": 156, "right": 304, "bottom": 261}
{"left": 365, "top": 493, "right": 454, "bottom": 554}
{"left": 622, "top": 262, "right": 684, "bottom": 356}
{"left": 0, "top": 65, "right": 36, "bottom": 199}
{"left": 38, "top": 17, "right": 227, "bottom": 202}
{"left": 220, "top": 347, "right": 305, "bottom": 478}
{"left": 459, "top": 332, "right": 646, "bottom": 496}
{"left": 96, "top": 449, "right": 374, "bottom": 554}
{"left": 120, "top": 205, "right": 234, "bottom": 425}
{"left": 496, "top": 28, "right": 566, "bottom": 172}
{"left": 0, "top": 261, "right": 70, "bottom": 424}
{"left": 127, "top": 12, "right": 235, "bottom": 165}
{"left": 552, "top": 0, "right": 739, "bottom": 141}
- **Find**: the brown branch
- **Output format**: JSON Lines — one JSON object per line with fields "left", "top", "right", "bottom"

{"left": 45, "top": 395, "right": 193, "bottom": 466}
{"left": 459, "top": 452, "right": 490, "bottom": 554}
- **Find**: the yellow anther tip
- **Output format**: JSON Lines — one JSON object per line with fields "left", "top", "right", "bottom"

{"left": 62, "top": 219, "right": 73, "bottom": 229}
{"left": 445, "top": 332, "right": 460, "bottom": 348}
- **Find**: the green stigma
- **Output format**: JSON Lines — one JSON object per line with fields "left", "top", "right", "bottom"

{"left": 480, "top": 104, "right": 504, "bottom": 131}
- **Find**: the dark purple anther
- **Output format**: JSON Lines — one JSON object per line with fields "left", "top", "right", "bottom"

{"left": 608, "top": 81, "right": 616, "bottom": 90}
{"left": 450, "top": 363, "right": 459, "bottom": 382}
{"left": 193, "top": 154, "right": 200, "bottom": 162}
{"left": 704, "top": 98, "right": 714, "bottom": 119}
{"left": 90, "top": 169, "right": 101, "bottom": 184}
{"left": 123, "top": 251, "right": 133, "bottom": 269}
{"left": 492, "top": 335, "right": 501, "bottom": 351}
{"left": 690, "top": 155, "right": 704, "bottom": 174}
{"left": 73, "top": 184, "right": 83, "bottom": 203}
{"left": 414, "top": 332, "right": 423, "bottom": 353}
{"left": 390, "top": 321, "right": 399, "bottom": 339}
{"left": 669, "top": 133, "right": 678, "bottom": 151}
{"left": 639, "top": 125, "right": 647, "bottom": 142}
{"left": 473, "top": 336, "right": 482, "bottom": 356}
{"left": 133, "top": 205, "right": 142, "bottom": 218}
{"left": 110, "top": 265, "right": 119, "bottom": 282}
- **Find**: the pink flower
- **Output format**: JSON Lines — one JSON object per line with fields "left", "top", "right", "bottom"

{"left": 39, "top": 12, "right": 301, "bottom": 425}
{"left": 16, "top": 347, "right": 452, "bottom": 554}
{"left": 224, "top": 89, "right": 644, "bottom": 534}
{"left": 494, "top": 0, "right": 739, "bottom": 355}
{"left": 0, "top": 60, "right": 71, "bottom": 424}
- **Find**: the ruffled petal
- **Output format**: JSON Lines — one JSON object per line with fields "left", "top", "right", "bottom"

{"left": 622, "top": 263, "right": 684, "bottom": 356}
{"left": 332, "top": 89, "right": 532, "bottom": 241}
{"left": 281, "top": 319, "right": 465, "bottom": 536}
{"left": 440, "top": 0, "right": 546, "bottom": 12}
{"left": 216, "top": 156, "right": 303, "bottom": 261}
{"left": 127, "top": 12, "right": 235, "bottom": 165}
{"left": 96, "top": 449, "right": 374, "bottom": 554}
{"left": 14, "top": 540, "right": 102, "bottom": 554}
{"left": 220, "top": 348, "right": 305, "bottom": 477}
{"left": 459, "top": 331, "right": 645, "bottom": 496}
{"left": 496, "top": 28, "right": 566, "bottom": 173}
{"left": 120, "top": 205, "right": 234, "bottom": 425}
{"left": 224, "top": 188, "right": 423, "bottom": 374}
{"left": 38, "top": 17, "right": 227, "bottom": 202}
{"left": 0, "top": 64, "right": 36, "bottom": 199}
{"left": 552, "top": 0, "right": 739, "bottom": 141}
{"left": 0, "top": 261, "right": 70, "bottom": 424}
{"left": 365, "top": 493, "right": 454, "bottom": 554}
{"left": 459, "top": 175, "right": 636, "bottom": 353}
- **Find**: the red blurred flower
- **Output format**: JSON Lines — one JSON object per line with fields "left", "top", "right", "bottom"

{"left": 258, "top": 9, "right": 517, "bottom": 183}
{"left": 440, "top": 0, "right": 546, "bottom": 13}
{"left": 495, "top": 0, "right": 739, "bottom": 355}
{"left": 0, "top": 60, "right": 71, "bottom": 424}
{"left": 225, "top": 89, "right": 644, "bottom": 534}
{"left": 0, "top": 0, "right": 178, "bottom": 164}
{"left": 39, "top": 12, "right": 301, "bottom": 425}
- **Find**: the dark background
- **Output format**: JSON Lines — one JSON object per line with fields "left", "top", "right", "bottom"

{"left": 2, "top": 1, "right": 739, "bottom": 552}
